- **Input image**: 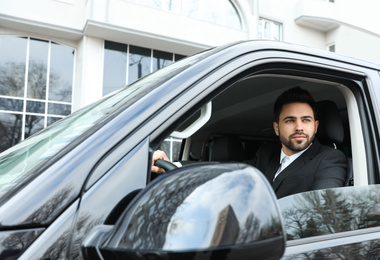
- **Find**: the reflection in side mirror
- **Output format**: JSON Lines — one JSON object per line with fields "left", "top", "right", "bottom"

{"left": 82, "top": 163, "right": 285, "bottom": 260}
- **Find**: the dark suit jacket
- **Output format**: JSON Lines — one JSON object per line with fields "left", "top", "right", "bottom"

{"left": 246, "top": 139, "right": 347, "bottom": 199}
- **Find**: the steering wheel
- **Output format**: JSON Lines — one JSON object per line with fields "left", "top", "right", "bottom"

{"left": 154, "top": 159, "right": 178, "bottom": 172}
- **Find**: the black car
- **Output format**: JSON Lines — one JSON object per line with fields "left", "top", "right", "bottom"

{"left": 1, "top": 40, "right": 380, "bottom": 259}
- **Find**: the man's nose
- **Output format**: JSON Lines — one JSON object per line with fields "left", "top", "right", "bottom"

{"left": 295, "top": 120, "right": 304, "bottom": 131}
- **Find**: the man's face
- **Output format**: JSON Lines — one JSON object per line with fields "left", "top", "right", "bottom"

{"left": 273, "top": 102, "right": 319, "bottom": 156}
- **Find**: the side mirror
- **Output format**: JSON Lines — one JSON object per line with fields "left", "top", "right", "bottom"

{"left": 82, "top": 163, "right": 285, "bottom": 260}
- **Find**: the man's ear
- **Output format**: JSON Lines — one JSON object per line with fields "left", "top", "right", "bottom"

{"left": 273, "top": 122, "right": 279, "bottom": 136}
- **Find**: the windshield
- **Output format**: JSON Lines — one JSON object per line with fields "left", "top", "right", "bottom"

{"left": 0, "top": 50, "right": 209, "bottom": 202}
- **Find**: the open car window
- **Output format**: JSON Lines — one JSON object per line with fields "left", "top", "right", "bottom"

{"left": 157, "top": 73, "right": 355, "bottom": 170}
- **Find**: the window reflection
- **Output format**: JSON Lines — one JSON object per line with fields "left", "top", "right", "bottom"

{"left": 103, "top": 41, "right": 186, "bottom": 95}
{"left": 48, "top": 103, "right": 71, "bottom": 116}
{"left": 47, "top": 117, "right": 61, "bottom": 126}
{"left": 25, "top": 115, "right": 44, "bottom": 139}
{"left": 0, "top": 98, "right": 23, "bottom": 112}
{"left": 258, "top": 18, "right": 282, "bottom": 41}
{"left": 279, "top": 186, "right": 380, "bottom": 240}
{"left": 118, "top": 165, "right": 282, "bottom": 251}
{"left": 0, "top": 113, "right": 22, "bottom": 152}
{"left": 128, "top": 45, "right": 151, "bottom": 84}
{"left": 152, "top": 50, "right": 173, "bottom": 72}
{"left": 0, "top": 36, "right": 74, "bottom": 151}
{"left": 49, "top": 42, "right": 74, "bottom": 103}
{"left": 27, "top": 38, "right": 48, "bottom": 100}
{"left": 103, "top": 41, "right": 127, "bottom": 96}
{"left": 0, "top": 37, "right": 27, "bottom": 97}
{"left": 26, "top": 101, "right": 45, "bottom": 114}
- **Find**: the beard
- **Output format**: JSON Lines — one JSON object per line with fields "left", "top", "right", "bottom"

{"left": 279, "top": 131, "right": 315, "bottom": 153}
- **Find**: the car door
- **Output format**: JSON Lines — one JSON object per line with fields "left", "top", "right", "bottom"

{"left": 74, "top": 43, "right": 380, "bottom": 259}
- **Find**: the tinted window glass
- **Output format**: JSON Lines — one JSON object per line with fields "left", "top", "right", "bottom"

{"left": 0, "top": 36, "right": 74, "bottom": 151}
{"left": 128, "top": 45, "right": 151, "bottom": 84}
{"left": 48, "top": 103, "right": 71, "bottom": 116}
{"left": 279, "top": 186, "right": 380, "bottom": 240}
{"left": 0, "top": 98, "right": 23, "bottom": 112}
{"left": 0, "top": 37, "right": 27, "bottom": 97}
{"left": 103, "top": 41, "right": 127, "bottom": 96}
{"left": 0, "top": 113, "right": 22, "bottom": 151}
{"left": 103, "top": 41, "right": 187, "bottom": 96}
{"left": 27, "top": 38, "right": 48, "bottom": 100}
{"left": 49, "top": 42, "right": 74, "bottom": 102}
{"left": 152, "top": 50, "right": 173, "bottom": 72}
{"left": 25, "top": 115, "right": 44, "bottom": 138}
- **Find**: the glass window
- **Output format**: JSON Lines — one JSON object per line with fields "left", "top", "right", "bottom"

{"left": 0, "top": 98, "right": 23, "bottom": 112}
{"left": 0, "top": 37, "right": 27, "bottom": 97}
{"left": 103, "top": 41, "right": 128, "bottom": 96}
{"left": 175, "top": 54, "right": 186, "bottom": 61}
{"left": 328, "top": 44, "right": 336, "bottom": 52}
{"left": 103, "top": 41, "right": 186, "bottom": 96}
{"left": 159, "top": 137, "right": 182, "bottom": 161}
{"left": 48, "top": 103, "right": 71, "bottom": 116}
{"left": 279, "top": 186, "right": 380, "bottom": 241}
{"left": 0, "top": 36, "right": 74, "bottom": 152}
{"left": 152, "top": 50, "right": 173, "bottom": 72}
{"left": 27, "top": 38, "right": 49, "bottom": 100}
{"left": 128, "top": 45, "right": 151, "bottom": 84}
{"left": 0, "top": 113, "right": 22, "bottom": 152}
{"left": 258, "top": 18, "right": 282, "bottom": 41}
{"left": 25, "top": 115, "right": 45, "bottom": 139}
{"left": 49, "top": 42, "right": 74, "bottom": 102}
{"left": 26, "top": 100, "right": 45, "bottom": 114}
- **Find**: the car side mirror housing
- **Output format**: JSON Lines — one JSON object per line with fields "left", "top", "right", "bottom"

{"left": 82, "top": 163, "right": 285, "bottom": 260}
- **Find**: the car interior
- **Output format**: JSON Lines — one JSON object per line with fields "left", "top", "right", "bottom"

{"left": 156, "top": 72, "right": 367, "bottom": 188}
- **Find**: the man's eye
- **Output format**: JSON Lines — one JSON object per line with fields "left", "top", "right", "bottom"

{"left": 285, "top": 120, "right": 294, "bottom": 123}
{"left": 303, "top": 119, "right": 311, "bottom": 122}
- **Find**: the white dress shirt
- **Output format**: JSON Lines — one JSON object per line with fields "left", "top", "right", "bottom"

{"left": 273, "top": 144, "right": 311, "bottom": 181}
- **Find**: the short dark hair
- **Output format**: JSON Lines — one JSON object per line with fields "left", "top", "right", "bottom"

{"left": 274, "top": 87, "right": 316, "bottom": 123}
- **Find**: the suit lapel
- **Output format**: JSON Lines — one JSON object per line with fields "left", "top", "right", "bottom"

{"left": 264, "top": 148, "right": 281, "bottom": 183}
{"left": 272, "top": 140, "right": 321, "bottom": 191}
{"left": 265, "top": 157, "right": 281, "bottom": 183}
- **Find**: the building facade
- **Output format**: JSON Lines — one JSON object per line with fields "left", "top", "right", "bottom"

{"left": 1, "top": 0, "right": 380, "bottom": 152}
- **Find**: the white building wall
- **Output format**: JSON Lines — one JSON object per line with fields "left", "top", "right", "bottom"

{"left": 73, "top": 36, "right": 104, "bottom": 111}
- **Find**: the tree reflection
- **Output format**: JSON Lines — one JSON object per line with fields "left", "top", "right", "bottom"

{"left": 0, "top": 187, "right": 74, "bottom": 259}
{"left": 0, "top": 113, "right": 22, "bottom": 153}
{"left": 280, "top": 186, "right": 380, "bottom": 259}
{"left": 0, "top": 62, "right": 25, "bottom": 97}
{"left": 27, "top": 61, "right": 47, "bottom": 99}
{"left": 0, "top": 61, "right": 71, "bottom": 151}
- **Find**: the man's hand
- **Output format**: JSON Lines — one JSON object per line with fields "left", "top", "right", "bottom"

{"left": 151, "top": 150, "right": 170, "bottom": 173}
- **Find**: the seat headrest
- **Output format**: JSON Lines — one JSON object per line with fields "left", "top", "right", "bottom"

{"left": 211, "top": 135, "right": 245, "bottom": 161}
{"left": 315, "top": 100, "right": 344, "bottom": 145}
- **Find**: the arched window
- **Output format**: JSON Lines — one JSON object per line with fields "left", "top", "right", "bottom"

{"left": 0, "top": 36, "right": 75, "bottom": 152}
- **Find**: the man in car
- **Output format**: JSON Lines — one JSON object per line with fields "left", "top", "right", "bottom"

{"left": 152, "top": 87, "right": 347, "bottom": 199}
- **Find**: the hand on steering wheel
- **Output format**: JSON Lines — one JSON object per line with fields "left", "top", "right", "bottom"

{"left": 154, "top": 159, "right": 178, "bottom": 172}
{"left": 151, "top": 150, "right": 178, "bottom": 173}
